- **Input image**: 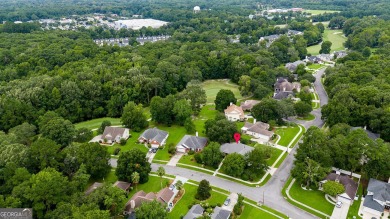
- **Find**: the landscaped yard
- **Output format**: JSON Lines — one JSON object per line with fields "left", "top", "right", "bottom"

{"left": 178, "top": 154, "right": 216, "bottom": 171}
{"left": 307, "top": 63, "right": 324, "bottom": 70}
{"left": 297, "top": 113, "right": 315, "bottom": 121}
{"left": 239, "top": 204, "right": 282, "bottom": 219}
{"left": 264, "top": 146, "right": 283, "bottom": 166}
{"left": 202, "top": 79, "right": 243, "bottom": 104}
{"left": 288, "top": 179, "right": 334, "bottom": 215}
{"left": 153, "top": 124, "right": 187, "bottom": 161}
{"left": 75, "top": 117, "right": 122, "bottom": 130}
{"left": 193, "top": 105, "right": 219, "bottom": 137}
{"left": 307, "top": 27, "right": 347, "bottom": 55}
{"left": 169, "top": 184, "right": 227, "bottom": 218}
{"left": 105, "top": 131, "right": 149, "bottom": 155}
{"left": 275, "top": 126, "right": 301, "bottom": 147}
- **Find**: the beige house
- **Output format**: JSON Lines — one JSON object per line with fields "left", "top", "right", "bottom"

{"left": 224, "top": 103, "right": 245, "bottom": 122}
{"left": 241, "top": 120, "right": 274, "bottom": 142}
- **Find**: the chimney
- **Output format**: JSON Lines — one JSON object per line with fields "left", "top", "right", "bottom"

{"left": 196, "top": 131, "right": 198, "bottom": 137}
{"left": 230, "top": 102, "right": 233, "bottom": 106}
{"left": 388, "top": 177, "right": 390, "bottom": 184}
{"left": 253, "top": 119, "right": 257, "bottom": 124}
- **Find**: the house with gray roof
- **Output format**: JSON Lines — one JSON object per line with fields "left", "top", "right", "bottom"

{"left": 285, "top": 60, "right": 306, "bottom": 72}
{"left": 183, "top": 204, "right": 204, "bottom": 219}
{"left": 362, "top": 178, "right": 390, "bottom": 217}
{"left": 98, "top": 126, "right": 130, "bottom": 145}
{"left": 241, "top": 120, "right": 274, "bottom": 142}
{"left": 210, "top": 206, "right": 231, "bottom": 219}
{"left": 240, "top": 100, "right": 260, "bottom": 111}
{"left": 139, "top": 127, "right": 169, "bottom": 148}
{"left": 273, "top": 77, "right": 301, "bottom": 100}
{"left": 220, "top": 142, "right": 254, "bottom": 155}
{"left": 176, "top": 134, "right": 208, "bottom": 153}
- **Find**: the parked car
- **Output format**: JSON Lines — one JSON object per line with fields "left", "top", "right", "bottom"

{"left": 224, "top": 198, "right": 231, "bottom": 206}
{"left": 149, "top": 148, "right": 157, "bottom": 153}
{"left": 169, "top": 184, "right": 175, "bottom": 191}
{"left": 336, "top": 201, "right": 343, "bottom": 208}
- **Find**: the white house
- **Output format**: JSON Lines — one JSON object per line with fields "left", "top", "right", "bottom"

{"left": 224, "top": 103, "right": 245, "bottom": 122}
{"left": 241, "top": 120, "right": 274, "bottom": 142}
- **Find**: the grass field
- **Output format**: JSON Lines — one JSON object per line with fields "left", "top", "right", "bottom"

{"left": 169, "top": 184, "right": 227, "bottom": 218}
{"left": 153, "top": 124, "right": 187, "bottom": 161}
{"left": 288, "top": 179, "right": 334, "bottom": 215}
{"left": 106, "top": 131, "right": 149, "bottom": 155}
{"left": 305, "top": 10, "right": 340, "bottom": 15}
{"left": 193, "top": 105, "right": 219, "bottom": 136}
{"left": 275, "top": 126, "right": 301, "bottom": 147}
{"left": 202, "top": 79, "right": 243, "bottom": 104}
{"left": 128, "top": 175, "right": 171, "bottom": 198}
{"left": 307, "top": 28, "right": 347, "bottom": 55}
{"left": 75, "top": 117, "right": 122, "bottom": 130}
{"left": 239, "top": 204, "right": 281, "bottom": 219}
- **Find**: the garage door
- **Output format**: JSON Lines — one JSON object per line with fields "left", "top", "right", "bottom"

{"left": 177, "top": 147, "right": 186, "bottom": 153}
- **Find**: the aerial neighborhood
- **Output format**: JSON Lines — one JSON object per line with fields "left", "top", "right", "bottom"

{"left": 0, "top": 0, "right": 389, "bottom": 219}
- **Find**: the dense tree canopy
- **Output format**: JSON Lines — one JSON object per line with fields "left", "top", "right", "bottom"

{"left": 115, "top": 148, "right": 151, "bottom": 184}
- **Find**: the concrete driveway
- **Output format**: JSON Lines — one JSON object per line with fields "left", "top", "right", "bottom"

{"left": 222, "top": 193, "right": 238, "bottom": 212}
{"left": 167, "top": 153, "right": 184, "bottom": 166}
{"left": 330, "top": 198, "right": 351, "bottom": 219}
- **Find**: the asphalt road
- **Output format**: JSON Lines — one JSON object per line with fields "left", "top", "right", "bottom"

{"left": 111, "top": 69, "right": 330, "bottom": 219}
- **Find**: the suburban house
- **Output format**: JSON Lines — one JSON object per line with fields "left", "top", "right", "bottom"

{"left": 333, "top": 51, "right": 348, "bottom": 59}
{"left": 362, "top": 178, "right": 390, "bottom": 218}
{"left": 211, "top": 206, "right": 231, "bottom": 219}
{"left": 113, "top": 181, "right": 131, "bottom": 192}
{"left": 184, "top": 204, "right": 204, "bottom": 219}
{"left": 240, "top": 100, "right": 260, "bottom": 111}
{"left": 319, "top": 171, "right": 358, "bottom": 204}
{"left": 124, "top": 187, "right": 174, "bottom": 213}
{"left": 224, "top": 103, "right": 245, "bottom": 122}
{"left": 99, "top": 126, "right": 130, "bottom": 144}
{"left": 273, "top": 77, "right": 301, "bottom": 100}
{"left": 305, "top": 55, "right": 322, "bottom": 64}
{"left": 287, "top": 29, "right": 303, "bottom": 36}
{"left": 220, "top": 142, "right": 254, "bottom": 155}
{"left": 138, "top": 127, "right": 169, "bottom": 148}
{"left": 176, "top": 134, "right": 208, "bottom": 153}
{"left": 241, "top": 120, "right": 274, "bottom": 142}
{"left": 285, "top": 60, "right": 306, "bottom": 72}
{"left": 317, "top": 54, "right": 333, "bottom": 62}
{"left": 85, "top": 182, "right": 103, "bottom": 195}
{"left": 259, "top": 34, "right": 281, "bottom": 47}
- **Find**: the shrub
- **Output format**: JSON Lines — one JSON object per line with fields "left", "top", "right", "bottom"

{"left": 168, "top": 143, "right": 176, "bottom": 155}
{"left": 323, "top": 181, "right": 345, "bottom": 197}
{"left": 196, "top": 180, "right": 211, "bottom": 200}
{"left": 194, "top": 153, "right": 203, "bottom": 163}
{"left": 188, "top": 150, "right": 195, "bottom": 155}
{"left": 120, "top": 138, "right": 127, "bottom": 145}
{"left": 114, "top": 147, "right": 121, "bottom": 155}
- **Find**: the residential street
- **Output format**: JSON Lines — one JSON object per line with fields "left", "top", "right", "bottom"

{"left": 111, "top": 69, "right": 330, "bottom": 219}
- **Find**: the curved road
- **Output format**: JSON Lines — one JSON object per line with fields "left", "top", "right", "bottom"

{"left": 114, "top": 69, "right": 329, "bottom": 219}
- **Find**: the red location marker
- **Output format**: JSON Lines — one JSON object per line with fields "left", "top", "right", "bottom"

{"left": 234, "top": 133, "right": 241, "bottom": 144}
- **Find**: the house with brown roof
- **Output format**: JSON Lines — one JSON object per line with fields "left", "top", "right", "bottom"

{"left": 224, "top": 103, "right": 245, "bottom": 122}
{"left": 113, "top": 181, "right": 131, "bottom": 192}
{"left": 85, "top": 182, "right": 103, "bottom": 195}
{"left": 240, "top": 100, "right": 261, "bottom": 111}
{"left": 273, "top": 77, "right": 301, "bottom": 100}
{"left": 319, "top": 171, "right": 358, "bottom": 204}
{"left": 98, "top": 126, "right": 130, "bottom": 145}
{"left": 241, "top": 119, "right": 274, "bottom": 142}
{"left": 124, "top": 187, "right": 174, "bottom": 214}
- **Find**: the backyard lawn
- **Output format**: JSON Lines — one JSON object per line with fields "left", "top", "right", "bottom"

{"left": 288, "top": 180, "right": 334, "bottom": 215}
{"left": 307, "top": 27, "right": 347, "bottom": 55}
{"left": 275, "top": 126, "right": 301, "bottom": 147}
{"left": 202, "top": 79, "right": 243, "bottom": 104}
{"left": 127, "top": 175, "right": 171, "bottom": 198}
{"left": 307, "top": 63, "right": 324, "bottom": 70}
{"left": 193, "top": 105, "right": 219, "bottom": 137}
{"left": 105, "top": 131, "right": 149, "bottom": 155}
{"left": 153, "top": 125, "right": 187, "bottom": 161}
{"left": 239, "top": 204, "right": 282, "bottom": 219}
{"left": 169, "top": 184, "right": 227, "bottom": 219}
{"left": 75, "top": 117, "right": 122, "bottom": 130}
{"left": 94, "top": 170, "right": 118, "bottom": 184}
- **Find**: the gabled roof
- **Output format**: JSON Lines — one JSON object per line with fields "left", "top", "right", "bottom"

{"left": 220, "top": 142, "right": 254, "bottom": 155}
{"left": 85, "top": 182, "right": 103, "bottom": 195}
{"left": 156, "top": 187, "right": 174, "bottom": 204}
{"left": 367, "top": 178, "right": 390, "bottom": 202}
{"left": 125, "top": 190, "right": 157, "bottom": 212}
{"left": 242, "top": 122, "right": 274, "bottom": 137}
{"left": 183, "top": 204, "right": 204, "bottom": 219}
{"left": 139, "top": 127, "right": 168, "bottom": 143}
{"left": 113, "top": 181, "right": 131, "bottom": 191}
{"left": 224, "top": 104, "right": 244, "bottom": 117}
{"left": 102, "top": 127, "right": 128, "bottom": 141}
{"left": 273, "top": 91, "right": 295, "bottom": 100}
{"left": 363, "top": 195, "right": 384, "bottom": 212}
{"left": 240, "top": 100, "right": 260, "bottom": 111}
{"left": 177, "top": 135, "right": 208, "bottom": 150}
{"left": 325, "top": 173, "right": 358, "bottom": 200}
{"left": 211, "top": 206, "right": 231, "bottom": 219}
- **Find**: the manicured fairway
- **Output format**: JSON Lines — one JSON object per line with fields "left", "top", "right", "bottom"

{"left": 307, "top": 28, "right": 347, "bottom": 55}
{"left": 75, "top": 117, "right": 122, "bottom": 130}
{"left": 305, "top": 10, "right": 340, "bottom": 15}
{"left": 202, "top": 79, "right": 242, "bottom": 104}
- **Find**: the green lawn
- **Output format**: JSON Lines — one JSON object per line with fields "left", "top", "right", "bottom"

{"left": 307, "top": 63, "right": 324, "bottom": 70}
{"left": 169, "top": 184, "right": 227, "bottom": 219}
{"left": 95, "top": 170, "right": 118, "bottom": 184}
{"left": 307, "top": 27, "right": 347, "bottom": 55}
{"left": 128, "top": 175, "right": 171, "bottom": 198}
{"left": 193, "top": 105, "right": 219, "bottom": 137}
{"left": 288, "top": 179, "right": 334, "bottom": 215}
{"left": 106, "top": 131, "right": 149, "bottom": 155}
{"left": 305, "top": 10, "right": 340, "bottom": 15}
{"left": 239, "top": 204, "right": 281, "bottom": 219}
{"left": 275, "top": 126, "right": 301, "bottom": 147}
{"left": 74, "top": 117, "right": 122, "bottom": 130}
{"left": 153, "top": 124, "right": 187, "bottom": 161}
{"left": 176, "top": 164, "right": 213, "bottom": 175}
{"left": 202, "top": 79, "right": 243, "bottom": 104}
{"left": 297, "top": 113, "right": 315, "bottom": 121}
{"left": 178, "top": 154, "right": 216, "bottom": 171}
{"left": 347, "top": 184, "right": 363, "bottom": 219}
{"left": 274, "top": 152, "right": 288, "bottom": 168}
{"left": 264, "top": 146, "right": 283, "bottom": 166}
